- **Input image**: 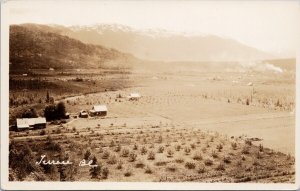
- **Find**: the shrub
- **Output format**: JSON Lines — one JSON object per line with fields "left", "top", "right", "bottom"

{"left": 216, "top": 144, "right": 223, "bottom": 152}
{"left": 175, "top": 158, "right": 184, "bottom": 163}
{"left": 40, "top": 130, "right": 46, "bottom": 136}
{"left": 215, "top": 163, "right": 225, "bottom": 171}
{"left": 116, "top": 160, "right": 123, "bottom": 169}
{"left": 192, "top": 152, "right": 203, "bottom": 161}
{"left": 242, "top": 146, "right": 250, "bottom": 154}
{"left": 167, "top": 149, "right": 174, "bottom": 158}
{"left": 102, "top": 166, "right": 109, "bottom": 179}
{"left": 185, "top": 161, "right": 196, "bottom": 169}
{"left": 236, "top": 160, "right": 242, "bottom": 166}
{"left": 140, "top": 146, "right": 147, "bottom": 155}
{"left": 223, "top": 156, "right": 231, "bottom": 164}
{"left": 107, "top": 155, "right": 117, "bottom": 164}
{"left": 204, "top": 159, "right": 213, "bottom": 166}
{"left": 147, "top": 151, "right": 155, "bottom": 160}
{"left": 109, "top": 140, "right": 115, "bottom": 147}
{"left": 56, "top": 129, "right": 61, "bottom": 134}
{"left": 253, "top": 160, "right": 260, "bottom": 166}
{"left": 157, "top": 146, "right": 165, "bottom": 153}
{"left": 184, "top": 147, "right": 191, "bottom": 155}
{"left": 45, "top": 137, "right": 62, "bottom": 152}
{"left": 155, "top": 160, "right": 168, "bottom": 166}
{"left": 197, "top": 165, "right": 206, "bottom": 174}
{"left": 211, "top": 150, "right": 218, "bottom": 158}
{"left": 21, "top": 108, "right": 38, "bottom": 118}
{"left": 165, "top": 142, "right": 170, "bottom": 147}
{"left": 246, "top": 98, "right": 250, "bottom": 105}
{"left": 144, "top": 165, "right": 153, "bottom": 174}
{"left": 128, "top": 152, "right": 137, "bottom": 162}
{"left": 242, "top": 155, "right": 246, "bottom": 161}
{"left": 245, "top": 139, "right": 252, "bottom": 146}
{"left": 190, "top": 143, "right": 196, "bottom": 149}
{"left": 157, "top": 135, "right": 163, "bottom": 143}
{"left": 175, "top": 145, "right": 181, "bottom": 151}
{"left": 102, "top": 150, "right": 110, "bottom": 159}
{"left": 9, "top": 142, "right": 35, "bottom": 180}
{"left": 135, "top": 159, "right": 145, "bottom": 168}
{"left": 166, "top": 164, "right": 177, "bottom": 172}
{"left": 114, "top": 144, "right": 121, "bottom": 152}
{"left": 256, "top": 152, "right": 262, "bottom": 159}
{"left": 231, "top": 142, "right": 237, "bottom": 150}
{"left": 143, "top": 138, "right": 147, "bottom": 144}
{"left": 124, "top": 167, "right": 132, "bottom": 177}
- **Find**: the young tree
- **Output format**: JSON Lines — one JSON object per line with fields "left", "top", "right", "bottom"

{"left": 84, "top": 150, "right": 91, "bottom": 160}
{"left": 58, "top": 165, "right": 67, "bottom": 181}
{"left": 89, "top": 156, "right": 101, "bottom": 179}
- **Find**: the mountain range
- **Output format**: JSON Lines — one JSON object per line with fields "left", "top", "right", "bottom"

{"left": 51, "top": 23, "right": 274, "bottom": 62}
{"left": 10, "top": 23, "right": 276, "bottom": 71}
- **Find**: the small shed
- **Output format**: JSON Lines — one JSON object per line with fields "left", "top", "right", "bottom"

{"left": 16, "top": 117, "right": 46, "bottom": 130}
{"left": 90, "top": 105, "right": 107, "bottom": 116}
{"left": 79, "top": 110, "right": 88, "bottom": 118}
{"left": 128, "top": 93, "right": 141, "bottom": 101}
{"left": 64, "top": 112, "right": 70, "bottom": 119}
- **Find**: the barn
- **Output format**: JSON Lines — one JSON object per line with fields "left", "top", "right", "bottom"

{"left": 89, "top": 105, "right": 108, "bottom": 116}
{"left": 16, "top": 117, "right": 46, "bottom": 130}
{"left": 128, "top": 93, "right": 141, "bottom": 101}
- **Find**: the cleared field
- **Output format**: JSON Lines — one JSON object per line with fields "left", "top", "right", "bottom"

{"left": 61, "top": 70, "right": 295, "bottom": 156}
{"left": 9, "top": 60, "right": 295, "bottom": 182}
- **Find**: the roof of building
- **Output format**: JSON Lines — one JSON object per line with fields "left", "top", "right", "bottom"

{"left": 16, "top": 118, "right": 46, "bottom": 128}
{"left": 129, "top": 93, "right": 141, "bottom": 98}
{"left": 92, "top": 105, "right": 108, "bottom": 112}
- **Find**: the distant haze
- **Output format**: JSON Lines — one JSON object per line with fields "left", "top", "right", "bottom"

{"left": 7, "top": 0, "right": 300, "bottom": 58}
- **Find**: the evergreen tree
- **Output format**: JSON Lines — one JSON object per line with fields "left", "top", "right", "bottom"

{"left": 56, "top": 101, "right": 66, "bottom": 119}
{"left": 46, "top": 91, "right": 50, "bottom": 103}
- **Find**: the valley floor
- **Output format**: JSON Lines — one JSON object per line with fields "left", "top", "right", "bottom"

{"left": 9, "top": 70, "right": 295, "bottom": 182}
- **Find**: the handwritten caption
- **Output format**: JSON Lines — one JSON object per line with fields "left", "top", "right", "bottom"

{"left": 36, "top": 155, "right": 98, "bottom": 167}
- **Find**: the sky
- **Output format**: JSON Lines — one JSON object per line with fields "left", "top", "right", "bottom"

{"left": 6, "top": 0, "right": 300, "bottom": 57}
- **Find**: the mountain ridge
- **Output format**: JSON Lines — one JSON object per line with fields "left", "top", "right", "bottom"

{"left": 46, "top": 23, "right": 274, "bottom": 62}
{"left": 9, "top": 24, "right": 137, "bottom": 71}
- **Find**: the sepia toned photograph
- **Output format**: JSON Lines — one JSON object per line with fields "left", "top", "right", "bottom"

{"left": 1, "top": 0, "right": 299, "bottom": 190}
